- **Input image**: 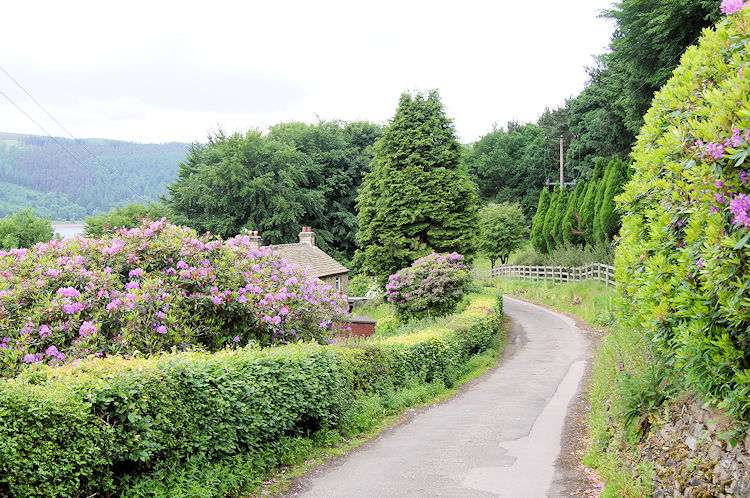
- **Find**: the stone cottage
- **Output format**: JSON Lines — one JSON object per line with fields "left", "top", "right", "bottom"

{"left": 247, "top": 227, "right": 349, "bottom": 294}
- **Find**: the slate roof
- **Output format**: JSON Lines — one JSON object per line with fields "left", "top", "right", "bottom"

{"left": 269, "top": 243, "right": 348, "bottom": 279}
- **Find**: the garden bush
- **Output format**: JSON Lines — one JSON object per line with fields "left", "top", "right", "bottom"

{"left": 0, "top": 209, "right": 53, "bottom": 250}
{"left": 0, "top": 219, "right": 348, "bottom": 376}
{"left": 0, "top": 292, "right": 502, "bottom": 496}
{"left": 616, "top": 5, "right": 750, "bottom": 421}
{"left": 385, "top": 252, "right": 471, "bottom": 321}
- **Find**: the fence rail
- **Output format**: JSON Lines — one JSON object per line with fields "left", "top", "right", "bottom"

{"left": 472, "top": 263, "right": 616, "bottom": 287}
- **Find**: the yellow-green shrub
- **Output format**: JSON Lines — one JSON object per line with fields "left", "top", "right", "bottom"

{"left": 617, "top": 7, "right": 750, "bottom": 421}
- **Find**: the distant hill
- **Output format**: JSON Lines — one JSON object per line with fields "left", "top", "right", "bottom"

{"left": 0, "top": 132, "right": 189, "bottom": 221}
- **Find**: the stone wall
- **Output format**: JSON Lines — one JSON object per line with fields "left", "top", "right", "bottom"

{"left": 637, "top": 395, "right": 750, "bottom": 497}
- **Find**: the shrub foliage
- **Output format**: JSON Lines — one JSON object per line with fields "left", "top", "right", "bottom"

{"left": 0, "top": 219, "right": 348, "bottom": 376}
{"left": 0, "top": 209, "right": 53, "bottom": 250}
{"left": 385, "top": 252, "right": 471, "bottom": 321}
{"left": 616, "top": 7, "right": 750, "bottom": 421}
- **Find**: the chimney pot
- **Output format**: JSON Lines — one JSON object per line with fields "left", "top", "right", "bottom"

{"left": 246, "top": 230, "right": 262, "bottom": 250}
{"left": 299, "top": 227, "right": 315, "bottom": 246}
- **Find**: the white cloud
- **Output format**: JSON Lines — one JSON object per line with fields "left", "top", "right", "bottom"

{"left": 0, "top": 0, "right": 615, "bottom": 144}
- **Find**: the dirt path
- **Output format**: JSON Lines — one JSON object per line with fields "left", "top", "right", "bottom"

{"left": 291, "top": 296, "right": 592, "bottom": 497}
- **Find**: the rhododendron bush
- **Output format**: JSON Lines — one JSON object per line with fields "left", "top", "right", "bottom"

{"left": 616, "top": 5, "right": 750, "bottom": 421}
{"left": 0, "top": 219, "right": 348, "bottom": 375}
{"left": 386, "top": 252, "right": 471, "bottom": 321}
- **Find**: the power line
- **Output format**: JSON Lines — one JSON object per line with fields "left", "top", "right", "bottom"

{"left": 0, "top": 65, "right": 150, "bottom": 203}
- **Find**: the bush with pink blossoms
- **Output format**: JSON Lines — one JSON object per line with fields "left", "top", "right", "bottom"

{"left": 617, "top": 7, "right": 750, "bottom": 422}
{"left": 0, "top": 218, "right": 349, "bottom": 375}
{"left": 385, "top": 252, "right": 471, "bottom": 321}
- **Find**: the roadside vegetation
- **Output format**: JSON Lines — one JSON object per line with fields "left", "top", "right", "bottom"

{"left": 0, "top": 218, "right": 506, "bottom": 496}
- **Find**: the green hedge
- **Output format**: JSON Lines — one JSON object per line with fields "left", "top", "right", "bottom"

{"left": 0, "top": 293, "right": 502, "bottom": 496}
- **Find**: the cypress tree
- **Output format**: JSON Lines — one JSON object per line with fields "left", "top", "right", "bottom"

{"left": 355, "top": 90, "right": 479, "bottom": 285}
{"left": 592, "top": 156, "right": 607, "bottom": 181}
{"left": 599, "top": 157, "right": 627, "bottom": 240}
{"left": 530, "top": 187, "right": 551, "bottom": 253}
{"left": 580, "top": 180, "right": 597, "bottom": 246}
{"left": 562, "top": 181, "right": 584, "bottom": 245}
{"left": 593, "top": 159, "right": 616, "bottom": 243}
{"left": 552, "top": 187, "right": 568, "bottom": 248}
{"left": 543, "top": 187, "right": 560, "bottom": 253}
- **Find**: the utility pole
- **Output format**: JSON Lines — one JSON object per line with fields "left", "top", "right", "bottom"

{"left": 559, "top": 136, "right": 564, "bottom": 189}
{"left": 545, "top": 135, "right": 577, "bottom": 189}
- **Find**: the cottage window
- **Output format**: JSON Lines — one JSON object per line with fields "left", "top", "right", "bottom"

{"left": 336, "top": 277, "right": 341, "bottom": 292}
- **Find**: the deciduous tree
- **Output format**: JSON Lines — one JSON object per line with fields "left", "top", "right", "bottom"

{"left": 478, "top": 203, "right": 527, "bottom": 268}
{"left": 0, "top": 209, "right": 53, "bottom": 249}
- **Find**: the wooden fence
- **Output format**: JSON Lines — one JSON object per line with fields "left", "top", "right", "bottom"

{"left": 472, "top": 263, "right": 616, "bottom": 287}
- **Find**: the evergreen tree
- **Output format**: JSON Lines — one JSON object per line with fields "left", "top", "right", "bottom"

{"left": 355, "top": 91, "right": 479, "bottom": 285}
{"left": 592, "top": 156, "right": 607, "bottom": 182}
{"left": 580, "top": 180, "right": 598, "bottom": 246}
{"left": 598, "top": 157, "right": 628, "bottom": 241}
{"left": 552, "top": 187, "right": 568, "bottom": 248}
{"left": 166, "top": 131, "right": 324, "bottom": 243}
{"left": 593, "top": 159, "right": 616, "bottom": 242}
{"left": 530, "top": 187, "right": 551, "bottom": 253}
{"left": 543, "top": 187, "right": 559, "bottom": 253}
{"left": 562, "top": 181, "right": 584, "bottom": 245}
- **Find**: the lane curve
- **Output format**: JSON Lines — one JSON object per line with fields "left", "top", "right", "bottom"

{"left": 298, "top": 296, "right": 591, "bottom": 497}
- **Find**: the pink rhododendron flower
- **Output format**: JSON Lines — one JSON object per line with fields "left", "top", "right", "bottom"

{"left": 730, "top": 193, "right": 750, "bottom": 227}
{"left": 79, "top": 321, "right": 97, "bottom": 336}
{"left": 39, "top": 325, "right": 52, "bottom": 338}
{"left": 62, "top": 302, "right": 84, "bottom": 314}
{"left": 56, "top": 287, "right": 81, "bottom": 298}
{"left": 721, "top": 0, "right": 747, "bottom": 15}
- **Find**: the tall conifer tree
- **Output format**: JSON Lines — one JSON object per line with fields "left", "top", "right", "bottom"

{"left": 530, "top": 187, "right": 551, "bottom": 253}
{"left": 543, "top": 187, "right": 560, "bottom": 253}
{"left": 355, "top": 91, "right": 479, "bottom": 285}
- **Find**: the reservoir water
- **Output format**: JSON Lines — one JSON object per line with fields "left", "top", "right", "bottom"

{"left": 52, "top": 223, "right": 85, "bottom": 239}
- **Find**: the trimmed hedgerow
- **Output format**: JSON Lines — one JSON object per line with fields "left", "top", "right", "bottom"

{"left": 0, "top": 293, "right": 502, "bottom": 496}
{"left": 616, "top": 6, "right": 750, "bottom": 422}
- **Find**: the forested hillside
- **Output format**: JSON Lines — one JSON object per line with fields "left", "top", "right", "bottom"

{"left": 0, "top": 133, "right": 188, "bottom": 220}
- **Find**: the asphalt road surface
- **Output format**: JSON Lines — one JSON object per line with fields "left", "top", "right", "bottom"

{"left": 298, "top": 296, "right": 591, "bottom": 497}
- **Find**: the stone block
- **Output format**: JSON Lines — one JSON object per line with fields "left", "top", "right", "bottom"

{"left": 690, "top": 423, "right": 705, "bottom": 438}
{"left": 686, "top": 435, "right": 698, "bottom": 451}
{"left": 709, "top": 444, "right": 723, "bottom": 461}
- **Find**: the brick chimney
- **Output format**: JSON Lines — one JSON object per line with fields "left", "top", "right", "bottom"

{"left": 298, "top": 226, "right": 315, "bottom": 246}
{"left": 245, "top": 230, "right": 262, "bottom": 250}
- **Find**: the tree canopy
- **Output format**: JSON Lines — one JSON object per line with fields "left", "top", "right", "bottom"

{"left": 478, "top": 203, "right": 527, "bottom": 268}
{"left": 356, "top": 91, "right": 479, "bottom": 285}
{"left": 0, "top": 209, "right": 54, "bottom": 250}
{"left": 165, "top": 121, "right": 381, "bottom": 263}
{"left": 466, "top": 122, "right": 548, "bottom": 219}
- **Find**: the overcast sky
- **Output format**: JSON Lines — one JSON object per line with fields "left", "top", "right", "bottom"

{"left": 1, "top": 0, "right": 615, "bottom": 145}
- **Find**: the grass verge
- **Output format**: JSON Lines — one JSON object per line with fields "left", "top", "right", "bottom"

{"left": 493, "top": 279, "right": 616, "bottom": 326}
